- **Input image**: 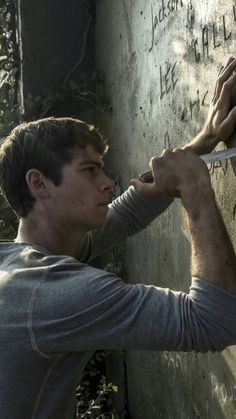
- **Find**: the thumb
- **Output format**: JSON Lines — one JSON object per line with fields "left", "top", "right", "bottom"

{"left": 129, "top": 177, "right": 157, "bottom": 196}
{"left": 129, "top": 177, "right": 143, "bottom": 189}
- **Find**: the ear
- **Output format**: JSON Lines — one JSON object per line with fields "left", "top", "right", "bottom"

{"left": 25, "top": 169, "right": 50, "bottom": 199}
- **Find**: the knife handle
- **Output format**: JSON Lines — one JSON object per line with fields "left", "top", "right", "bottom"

{"left": 139, "top": 169, "right": 154, "bottom": 183}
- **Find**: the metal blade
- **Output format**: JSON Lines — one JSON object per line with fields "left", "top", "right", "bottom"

{"left": 200, "top": 146, "right": 236, "bottom": 163}
{"left": 139, "top": 147, "right": 236, "bottom": 183}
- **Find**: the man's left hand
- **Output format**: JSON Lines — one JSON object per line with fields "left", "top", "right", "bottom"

{"left": 187, "top": 57, "right": 236, "bottom": 155}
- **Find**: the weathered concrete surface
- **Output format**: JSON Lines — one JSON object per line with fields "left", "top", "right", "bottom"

{"left": 96, "top": 1, "right": 236, "bottom": 418}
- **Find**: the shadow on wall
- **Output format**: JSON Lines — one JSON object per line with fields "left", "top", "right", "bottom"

{"left": 125, "top": 347, "right": 236, "bottom": 419}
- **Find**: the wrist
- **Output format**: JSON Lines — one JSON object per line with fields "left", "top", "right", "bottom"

{"left": 181, "top": 183, "right": 216, "bottom": 219}
{"left": 187, "top": 128, "right": 219, "bottom": 155}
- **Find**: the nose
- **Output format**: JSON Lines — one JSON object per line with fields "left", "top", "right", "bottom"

{"left": 100, "top": 173, "right": 115, "bottom": 192}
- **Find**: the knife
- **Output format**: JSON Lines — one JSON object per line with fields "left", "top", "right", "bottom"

{"left": 138, "top": 147, "right": 236, "bottom": 183}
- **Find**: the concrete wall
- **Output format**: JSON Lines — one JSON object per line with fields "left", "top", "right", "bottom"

{"left": 95, "top": 1, "right": 236, "bottom": 418}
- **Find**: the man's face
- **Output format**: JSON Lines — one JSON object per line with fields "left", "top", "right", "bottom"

{"left": 46, "top": 145, "right": 114, "bottom": 231}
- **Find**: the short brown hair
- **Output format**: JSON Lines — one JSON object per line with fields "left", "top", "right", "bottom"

{"left": 0, "top": 117, "right": 108, "bottom": 217}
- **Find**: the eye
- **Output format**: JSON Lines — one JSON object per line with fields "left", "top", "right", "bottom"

{"left": 87, "top": 167, "right": 95, "bottom": 173}
{"left": 85, "top": 166, "right": 98, "bottom": 176}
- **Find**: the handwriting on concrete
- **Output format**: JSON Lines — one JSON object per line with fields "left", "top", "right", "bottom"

{"left": 149, "top": 0, "right": 184, "bottom": 51}
{"left": 181, "top": 90, "right": 209, "bottom": 121}
{"left": 209, "top": 159, "right": 228, "bottom": 176}
{"left": 211, "top": 373, "right": 236, "bottom": 404}
{"left": 159, "top": 61, "right": 179, "bottom": 99}
{"left": 192, "top": 6, "right": 236, "bottom": 62}
{"left": 163, "top": 351, "right": 188, "bottom": 375}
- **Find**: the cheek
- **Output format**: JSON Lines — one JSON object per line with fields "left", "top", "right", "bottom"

{"left": 71, "top": 195, "right": 94, "bottom": 209}
{"left": 56, "top": 182, "right": 97, "bottom": 209}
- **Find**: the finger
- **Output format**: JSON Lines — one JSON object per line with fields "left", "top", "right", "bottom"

{"left": 181, "top": 146, "right": 195, "bottom": 157}
{"left": 220, "top": 57, "right": 236, "bottom": 79}
{"left": 218, "top": 106, "right": 236, "bottom": 141}
{"left": 212, "top": 66, "right": 224, "bottom": 103}
{"left": 149, "top": 152, "right": 165, "bottom": 169}
{"left": 213, "top": 57, "right": 236, "bottom": 103}
{"left": 227, "top": 56, "right": 235, "bottom": 64}
{"left": 213, "top": 58, "right": 236, "bottom": 104}
{"left": 218, "top": 65, "right": 224, "bottom": 76}
{"left": 219, "top": 58, "right": 236, "bottom": 84}
{"left": 130, "top": 177, "right": 145, "bottom": 188}
{"left": 218, "top": 71, "right": 236, "bottom": 109}
{"left": 172, "top": 147, "right": 186, "bottom": 154}
{"left": 160, "top": 149, "right": 173, "bottom": 157}
{"left": 129, "top": 177, "right": 158, "bottom": 196}
{"left": 224, "top": 56, "right": 236, "bottom": 68}
{"left": 150, "top": 151, "right": 174, "bottom": 175}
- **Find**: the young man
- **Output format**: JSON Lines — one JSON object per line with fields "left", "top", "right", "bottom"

{"left": 0, "top": 58, "right": 236, "bottom": 418}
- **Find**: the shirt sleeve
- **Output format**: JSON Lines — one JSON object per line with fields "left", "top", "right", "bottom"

{"left": 78, "top": 186, "right": 173, "bottom": 262}
{"left": 32, "top": 262, "right": 236, "bottom": 356}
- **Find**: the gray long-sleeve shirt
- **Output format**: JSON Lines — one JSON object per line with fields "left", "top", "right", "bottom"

{"left": 0, "top": 187, "right": 236, "bottom": 419}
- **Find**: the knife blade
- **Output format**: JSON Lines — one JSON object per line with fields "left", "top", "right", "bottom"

{"left": 138, "top": 147, "right": 236, "bottom": 183}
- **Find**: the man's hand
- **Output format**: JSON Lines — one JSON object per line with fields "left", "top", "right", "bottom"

{"left": 131, "top": 57, "right": 236, "bottom": 197}
{"left": 187, "top": 57, "right": 236, "bottom": 155}
{"left": 130, "top": 148, "right": 210, "bottom": 199}
{"left": 150, "top": 148, "right": 236, "bottom": 292}
{"left": 149, "top": 148, "right": 211, "bottom": 200}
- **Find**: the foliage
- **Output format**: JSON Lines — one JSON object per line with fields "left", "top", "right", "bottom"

{"left": 77, "top": 375, "right": 119, "bottom": 418}
{"left": 25, "top": 75, "right": 98, "bottom": 120}
{"left": 0, "top": 0, "right": 19, "bottom": 137}
{"left": 0, "top": 194, "right": 18, "bottom": 239}
{"left": 24, "top": 74, "right": 111, "bottom": 120}
{"left": 76, "top": 351, "right": 121, "bottom": 419}
{"left": 0, "top": 0, "right": 19, "bottom": 239}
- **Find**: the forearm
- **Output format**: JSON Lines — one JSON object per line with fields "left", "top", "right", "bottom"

{"left": 185, "top": 129, "right": 219, "bottom": 155}
{"left": 182, "top": 186, "right": 236, "bottom": 292}
{"left": 78, "top": 186, "right": 172, "bottom": 262}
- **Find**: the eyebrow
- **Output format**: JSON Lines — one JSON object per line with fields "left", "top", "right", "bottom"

{"left": 77, "top": 160, "right": 105, "bottom": 170}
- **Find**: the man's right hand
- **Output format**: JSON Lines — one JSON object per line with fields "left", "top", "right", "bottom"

{"left": 130, "top": 147, "right": 211, "bottom": 201}
{"left": 149, "top": 147, "right": 212, "bottom": 203}
{"left": 150, "top": 147, "right": 236, "bottom": 292}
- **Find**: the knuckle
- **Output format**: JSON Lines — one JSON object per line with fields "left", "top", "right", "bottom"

{"left": 150, "top": 155, "right": 158, "bottom": 163}
{"left": 149, "top": 155, "right": 159, "bottom": 168}
{"left": 217, "top": 65, "right": 224, "bottom": 76}
{"left": 172, "top": 147, "right": 182, "bottom": 154}
{"left": 222, "top": 79, "right": 230, "bottom": 90}
{"left": 183, "top": 147, "right": 193, "bottom": 154}
{"left": 229, "top": 107, "right": 236, "bottom": 119}
{"left": 161, "top": 149, "right": 173, "bottom": 159}
{"left": 212, "top": 101, "right": 219, "bottom": 111}
{"left": 161, "top": 148, "right": 172, "bottom": 157}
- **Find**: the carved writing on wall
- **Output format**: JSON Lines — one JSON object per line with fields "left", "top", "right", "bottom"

{"left": 159, "top": 61, "right": 179, "bottom": 99}
{"left": 149, "top": 0, "right": 184, "bottom": 52}
{"left": 209, "top": 159, "right": 228, "bottom": 175}
{"left": 192, "top": 7, "right": 236, "bottom": 62}
{"left": 181, "top": 90, "right": 209, "bottom": 122}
